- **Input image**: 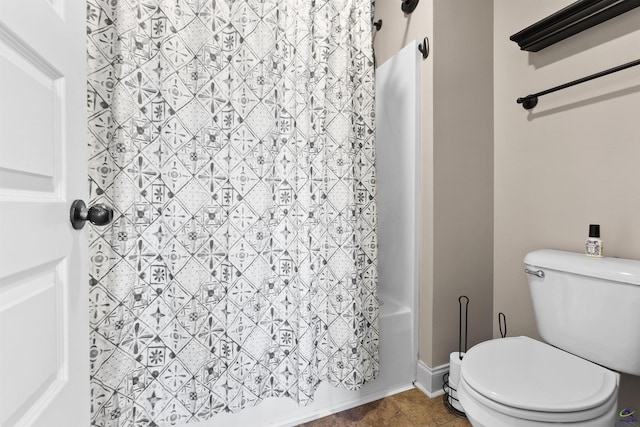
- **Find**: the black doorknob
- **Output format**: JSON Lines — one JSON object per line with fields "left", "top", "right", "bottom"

{"left": 70, "top": 199, "right": 114, "bottom": 230}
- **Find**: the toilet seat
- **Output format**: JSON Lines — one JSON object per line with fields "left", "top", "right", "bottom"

{"left": 459, "top": 337, "right": 618, "bottom": 423}
{"left": 458, "top": 378, "right": 618, "bottom": 426}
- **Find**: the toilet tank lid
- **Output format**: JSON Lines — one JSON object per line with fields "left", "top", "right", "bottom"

{"left": 525, "top": 249, "right": 640, "bottom": 286}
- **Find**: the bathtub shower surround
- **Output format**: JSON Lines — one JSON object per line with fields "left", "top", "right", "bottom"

{"left": 86, "top": 1, "right": 378, "bottom": 426}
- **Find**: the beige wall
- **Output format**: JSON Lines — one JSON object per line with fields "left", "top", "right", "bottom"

{"left": 377, "top": 0, "right": 640, "bottom": 407}
{"left": 374, "top": 0, "right": 494, "bottom": 369}
{"left": 494, "top": 0, "right": 640, "bottom": 410}
{"left": 431, "top": 0, "right": 493, "bottom": 368}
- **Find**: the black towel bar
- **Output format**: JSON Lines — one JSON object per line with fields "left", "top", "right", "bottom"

{"left": 517, "top": 58, "right": 640, "bottom": 109}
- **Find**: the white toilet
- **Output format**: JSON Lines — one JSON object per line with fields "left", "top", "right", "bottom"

{"left": 458, "top": 249, "right": 640, "bottom": 426}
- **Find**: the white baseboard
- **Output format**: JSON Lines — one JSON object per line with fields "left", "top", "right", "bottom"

{"left": 414, "top": 359, "right": 448, "bottom": 398}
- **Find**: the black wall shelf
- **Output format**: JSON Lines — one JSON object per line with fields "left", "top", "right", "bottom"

{"left": 510, "top": 0, "right": 640, "bottom": 52}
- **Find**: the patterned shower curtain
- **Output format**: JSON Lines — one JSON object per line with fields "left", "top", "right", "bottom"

{"left": 86, "top": 1, "right": 377, "bottom": 425}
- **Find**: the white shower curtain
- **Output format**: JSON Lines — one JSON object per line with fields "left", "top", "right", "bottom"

{"left": 86, "top": 1, "right": 377, "bottom": 425}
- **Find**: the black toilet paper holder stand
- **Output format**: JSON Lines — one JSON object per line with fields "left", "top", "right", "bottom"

{"left": 442, "top": 296, "right": 469, "bottom": 417}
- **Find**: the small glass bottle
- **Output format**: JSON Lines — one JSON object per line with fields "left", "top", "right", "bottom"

{"left": 585, "top": 224, "right": 603, "bottom": 257}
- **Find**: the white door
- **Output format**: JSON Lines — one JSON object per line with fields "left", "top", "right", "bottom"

{"left": 0, "top": 1, "right": 89, "bottom": 426}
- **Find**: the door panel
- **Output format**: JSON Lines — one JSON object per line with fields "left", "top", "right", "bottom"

{"left": 0, "top": 1, "right": 88, "bottom": 426}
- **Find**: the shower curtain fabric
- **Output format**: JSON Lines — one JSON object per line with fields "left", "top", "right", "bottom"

{"left": 86, "top": 1, "right": 378, "bottom": 425}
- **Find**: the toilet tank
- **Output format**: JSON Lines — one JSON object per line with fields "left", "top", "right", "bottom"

{"left": 524, "top": 249, "right": 640, "bottom": 376}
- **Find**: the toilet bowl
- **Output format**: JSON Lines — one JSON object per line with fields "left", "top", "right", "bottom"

{"left": 457, "top": 337, "right": 619, "bottom": 426}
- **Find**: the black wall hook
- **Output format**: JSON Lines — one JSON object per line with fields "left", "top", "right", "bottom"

{"left": 373, "top": 19, "right": 382, "bottom": 31}
{"left": 401, "top": 0, "right": 419, "bottom": 14}
{"left": 418, "top": 37, "right": 429, "bottom": 59}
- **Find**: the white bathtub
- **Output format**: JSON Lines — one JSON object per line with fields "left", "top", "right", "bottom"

{"left": 183, "top": 294, "right": 415, "bottom": 427}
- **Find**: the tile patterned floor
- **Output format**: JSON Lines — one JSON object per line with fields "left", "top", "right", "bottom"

{"left": 298, "top": 388, "right": 472, "bottom": 427}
